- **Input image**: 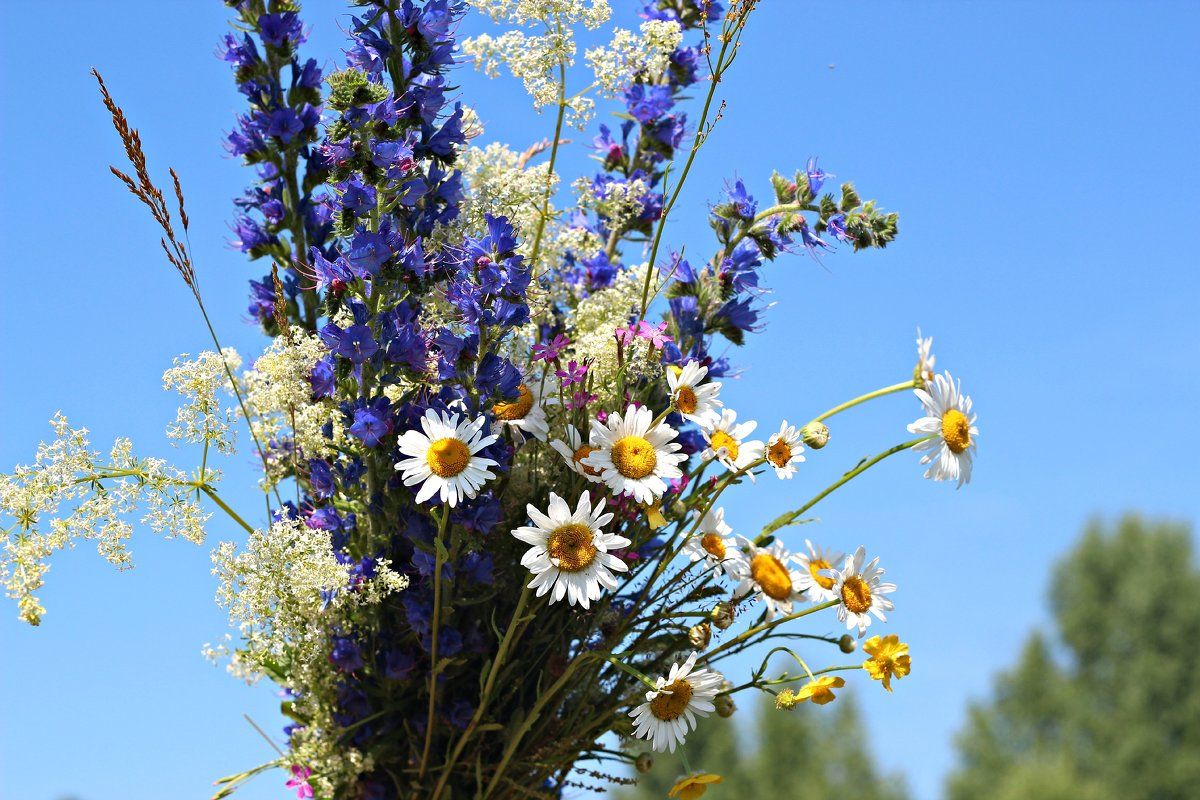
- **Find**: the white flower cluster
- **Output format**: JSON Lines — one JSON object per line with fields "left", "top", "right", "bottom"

{"left": 585, "top": 20, "right": 684, "bottom": 96}
{"left": 0, "top": 414, "right": 209, "bottom": 625}
{"left": 573, "top": 174, "right": 651, "bottom": 234}
{"left": 210, "top": 517, "right": 408, "bottom": 683}
{"left": 459, "top": 143, "right": 557, "bottom": 245}
{"left": 571, "top": 263, "right": 660, "bottom": 392}
{"left": 162, "top": 348, "right": 241, "bottom": 454}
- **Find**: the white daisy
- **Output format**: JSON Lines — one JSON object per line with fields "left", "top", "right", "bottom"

{"left": 916, "top": 327, "right": 936, "bottom": 384}
{"left": 829, "top": 545, "right": 896, "bottom": 638}
{"left": 906, "top": 370, "right": 977, "bottom": 488}
{"left": 511, "top": 491, "right": 630, "bottom": 609}
{"left": 701, "top": 409, "right": 764, "bottom": 478}
{"left": 583, "top": 405, "right": 686, "bottom": 505}
{"left": 629, "top": 652, "right": 725, "bottom": 753}
{"left": 765, "top": 420, "right": 806, "bottom": 479}
{"left": 681, "top": 507, "right": 741, "bottom": 579}
{"left": 491, "top": 380, "right": 549, "bottom": 442}
{"left": 548, "top": 424, "right": 604, "bottom": 484}
{"left": 666, "top": 361, "right": 723, "bottom": 427}
{"left": 729, "top": 536, "right": 807, "bottom": 621}
{"left": 394, "top": 409, "right": 499, "bottom": 507}
{"left": 792, "top": 539, "right": 845, "bottom": 603}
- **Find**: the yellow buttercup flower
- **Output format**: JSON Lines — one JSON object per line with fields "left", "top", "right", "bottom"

{"left": 862, "top": 634, "right": 911, "bottom": 691}
{"left": 668, "top": 773, "right": 723, "bottom": 800}
{"left": 795, "top": 675, "right": 845, "bottom": 706}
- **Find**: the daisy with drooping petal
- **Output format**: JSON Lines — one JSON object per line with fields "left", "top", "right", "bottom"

{"left": 491, "top": 380, "right": 549, "bottom": 442}
{"left": 906, "top": 370, "right": 978, "bottom": 488}
{"left": 666, "top": 361, "right": 723, "bottom": 426}
{"left": 394, "top": 409, "right": 498, "bottom": 507}
{"left": 584, "top": 405, "right": 686, "bottom": 505}
{"left": 549, "top": 423, "right": 604, "bottom": 483}
{"left": 915, "top": 327, "right": 936, "bottom": 384}
{"left": 682, "top": 507, "right": 741, "bottom": 579}
{"left": 701, "top": 409, "right": 764, "bottom": 477}
{"left": 511, "top": 491, "right": 629, "bottom": 609}
{"left": 730, "top": 537, "right": 806, "bottom": 621}
{"left": 629, "top": 652, "right": 724, "bottom": 753}
{"left": 829, "top": 545, "right": 896, "bottom": 637}
{"left": 862, "top": 634, "right": 911, "bottom": 691}
{"left": 792, "top": 539, "right": 845, "bottom": 603}
{"left": 764, "top": 420, "right": 805, "bottom": 479}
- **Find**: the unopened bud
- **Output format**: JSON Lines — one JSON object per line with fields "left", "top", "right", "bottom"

{"left": 839, "top": 634, "right": 857, "bottom": 654}
{"left": 670, "top": 500, "right": 688, "bottom": 518}
{"left": 636, "top": 753, "right": 654, "bottom": 773}
{"left": 715, "top": 693, "right": 737, "bottom": 718}
{"left": 801, "top": 421, "right": 829, "bottom": 449}
{"left": 689, "top": 622, "right": 712, "bottom": 649}
{"left": 775, "top": 689, "right": 798, "bottom": 711}
{"left": 711, "top": 601, "right": 735, "bottom": 630}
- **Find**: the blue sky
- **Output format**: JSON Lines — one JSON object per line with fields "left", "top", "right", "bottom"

{"left": 2, "top": 2, "right": 1198, "bottom": 799}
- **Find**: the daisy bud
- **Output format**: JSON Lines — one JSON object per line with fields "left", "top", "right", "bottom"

{"left": 800, "top": 421, "right": 829, "bottom": 449}
{"left": 636, "top": 753, "right": 654, "bottom": 774}
{"left": 839, "top": 634, "right": 857, "bottom": 654}
{"left": 775, "top": 689, "right": 798, "bottom": 711}
{"left": 711, "top": 601, "right": 735, "bottom": 630}
{"left": 715, "top": 693, "right": 737, "bottom": 718}
{"left": 688, "top": 622, "right": 712, "bottom": 649}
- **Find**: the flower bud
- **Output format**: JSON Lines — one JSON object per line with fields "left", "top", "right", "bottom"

{"left": 801, "top": 421, "right": 829, "bottom": 449}
{"left": 636, "top": 753, "right": 654, "bottom": 774}
{"left": 711, "top": 601, "right": 735, "bottom": 630}
{"left": 715, "top": 693, "right": 737, "bottom": 718}
{"left": 688, "top": 622, "right": 712, "bottom": 649}
{"left": 839, "top": 634, "right": 857, "bottom": 654}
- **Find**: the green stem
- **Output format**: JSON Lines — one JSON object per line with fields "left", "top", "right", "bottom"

{"left": 196, "top": 485, "right": 255, "bottom": 535}
{"left": 419, "top": 503, "right": 452, "bottom": 780}
{"left": 703, "top": 600, "right": 839, "bottom": 661}
{"left": 813, "top": 380, "right": 915, "bottom": 424}
{"left": 526, "top": 22, "right": 568, "bottom": 273}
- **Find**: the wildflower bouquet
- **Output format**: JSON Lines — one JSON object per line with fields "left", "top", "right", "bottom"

{"left": 2, "top": 1, "right": 978, "bottom": 798}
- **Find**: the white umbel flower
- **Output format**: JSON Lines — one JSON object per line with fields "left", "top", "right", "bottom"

{"left": 730, "top": 537, "right": 806, "bottom": 621}
{"left": 511, "top": 491, "right": 630, "bottom": 609}
{"left": 629, "top": 652, "right": 724, "bottom": 753}
{"left": 681, "top": 507, "right": 741, "bottom": 579}
{"left": 666, "top": 361, "right": 722, "bottom": 427}
{"left": 906, "top": 370, "right": 977, "bottom": 488}
{"left": 701, "top": 409, "right": 764, "bottom": 478}
{"left": 829, "top": 545, "right": 897, "bottom": 638}
{"left": 583, "top": 405, "right": 686, "bottom": 505}
{"left": 549, "top": 424, "right": 604, "bottom": 484}
{"left": 492, "top": 380, "right": 549, "bottom": 442}
{"left": 394, "top": 410, "right": 499, "bottom": 507}
{"left": 764, "top": 420, "right": 806, "bottom": 479}
{"left": 792, "top": 539, "right": 845, "bottom": 603}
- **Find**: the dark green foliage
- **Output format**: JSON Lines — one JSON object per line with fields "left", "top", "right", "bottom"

{"left": 617, "top": 692, "right": 908, "bottom": 800}
{"left": 947, "top": 516, "right": 1200, "bottom": 800}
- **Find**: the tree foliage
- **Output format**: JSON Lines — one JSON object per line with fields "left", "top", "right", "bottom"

{"left": 947, "top": 515, "right": 1200, "bottom": 800}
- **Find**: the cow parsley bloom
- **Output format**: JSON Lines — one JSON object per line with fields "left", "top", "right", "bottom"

{"left": 730, "top": 537, "right": 806, "bottom": 621}
{"left": 584, "top": 405, "right": 685, "bottom": 505}
{"left": 681, "top": 507, "right": 739, "bottom": 579}
{"left": 700, "top": 409, "right": 764, "bottom": 477}
{"left": 511, "top": 491, "right": 629, "bottom": 608}
{"left": 792, "top": 539, "right": 845, "bottom": 603}
{"left": 549, "top": 424, "right": 604, "bottom": 483}
{"left": 829, "top": 546, "right": 897, "bottom": 637}
{"left": 764, "top": 420, "right": 805, "bottom": 479}
{"left": 906, "top": 370, "right": 977, "bottom": 488}
{"left": 666, "top": 361, "right": 722, "bottom": 426}
{"left": 394, "top": 410, "right": 499, "bottom": 507}
{"left": 629, "top": 652, "right": 724, "bottom": 753}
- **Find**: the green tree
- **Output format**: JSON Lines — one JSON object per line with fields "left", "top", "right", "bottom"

{"left": 617, "top": 690, "right": 908, "bottom": 800}
{"left": 947, "top": 515, "right": 1200, "bottom": 800}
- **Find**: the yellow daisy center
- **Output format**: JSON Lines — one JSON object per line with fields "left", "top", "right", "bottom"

{"left": 808, "top": 558, "right": 835, "bottom": 590}
{"left": 940, "top": 408, "right": 971, "bottom": 454}
{"left": 611, "top": 435, "right": 658, "bottom": 479}
{"left": 649, "top": 678, "right": 694, "bottom": 721}
{"left": 674, "top": 386, "right": 699, "bottom": 415}
{"left": 700, "top": 533, "right": 726, "bottom": 559}
{"left": 767, "top": 439, "right": 792, "bottom": 468}
{"left": 709, "top": 430, "right": 739, "bottom": 462}
{"left": 493, "top": 384, "right": 534, "bottom": 421}
{"left": 840, "top": 575, "right": 873, "bottom": 614}
{"left": 546, "top": 523, "right": 598, "bottom": 572}
{"left": 426, "top": 438, "right": 471, "bottom": 478}
{"left": 572, "top": 445, "right": 602, "bottom": 477}
{"left": 750, "top": 553, "right": 793, "bottom": 600}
